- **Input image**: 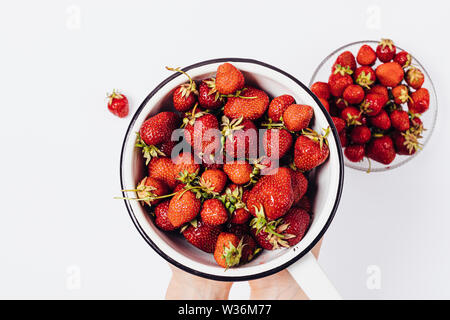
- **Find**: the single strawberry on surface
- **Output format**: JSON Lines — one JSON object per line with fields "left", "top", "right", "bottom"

{"left": 405, "top": 67, "right": 425, "bottom": 90}
{"left": 375, "top": 62, "right": 404, "bottom": 87}
{"left": 215, "top": 63, "right": 245, "bottom": 95}
{"left": 376, "top": 39, "right": 396, "bottom": 62}
{"left": 182, "top": 220, "right": 222, "bottom": 253}
{"left": 282, "top": 104, "right": 314, "bottom": 132}
{"left": 168, "top": 189, "right": 201, "bottom": 228}
{"left": 107, "top": 90, "right": 129, "bottom": 118}
{"left": 224, "top": 87, "right": 269, "bottom": 120}
{"left": 154, "top": 200, "right": 176, "bottom": 231}
{"left": 366, "top": 135, "right": 396, "bottom": 165}
{"left": 268, "top": 94, "right": 296, "bottom": 122}
{"left": 408, "top": 88, "right": 430, "bottom": 114}
{"left": 310, "top": 82, "right": 331, "bottom": 100}
{"left": 201, "top": 198, "right": 229, "bottom": 226}
{"left": 357, "top": 44, "right": 377, "bottom": 66}
{"left": 394, "top": 51, "right": 412, "bottom": 68}
{"left": 294, "top": 128, "right": 330, "bottom": 171}
{"left": 344, "top": 144, "right": 365, "bottom": 162}
{"left": 214, "top": 232, "right": 244, "bottom": 268}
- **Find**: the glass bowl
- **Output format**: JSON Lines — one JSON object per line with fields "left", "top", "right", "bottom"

{"left": 310, "top": 40, "right": 438, "bottom": 172}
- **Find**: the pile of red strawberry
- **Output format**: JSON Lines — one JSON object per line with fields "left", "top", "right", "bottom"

{"left": 124, "top": 62, "right": 330, "bottom": 269}
{"left": 310, "top": 39, "right": 428, "bottom": 166}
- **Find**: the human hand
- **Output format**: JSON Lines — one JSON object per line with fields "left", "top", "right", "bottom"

{"left": 248, "top": 238, "right": 323, "bottom": 300}
{"left": 165, "top": 264, "right": 233, "bottom": 300}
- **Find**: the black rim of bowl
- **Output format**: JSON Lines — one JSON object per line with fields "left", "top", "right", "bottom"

{"left": 119, "top": 58, "right": 345, "bottom": 281}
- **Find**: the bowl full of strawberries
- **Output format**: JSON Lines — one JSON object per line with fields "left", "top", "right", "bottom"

{"left": 310, "top": 39, "right": 437, "bottom": 172}
{"left": 119, "top": 58, "right": 344, "bottom": 297}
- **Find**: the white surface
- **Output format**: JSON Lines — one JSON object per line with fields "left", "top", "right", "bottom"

{"left": 0, "top": 0, "right": 449, "bottom": 299}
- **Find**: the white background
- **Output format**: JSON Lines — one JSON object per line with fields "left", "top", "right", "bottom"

{"left": 1, "top": 0, "right": 449, "bottom": 299}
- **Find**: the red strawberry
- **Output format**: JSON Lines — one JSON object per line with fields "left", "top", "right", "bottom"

{"left": 318, "top": 98, "right": 330, "bottom": 113}
{"left": 135, "top": 177, "right": 169, "bottom": 207}
{"left": 172, "top": 152, "right": 200, "bottom": 180}
{"left": 263, "top": 128, "right": 293, "bottom": 159}
{"left": 251, "top": 207, "right": 310, "bottom": 249}
{"left": 198, "top": 78, "right": 223, "bottom": 109}
{"left": 182, "top": 220, "right": 222, "bottom": 253}
{"left": 166, "top": 67, "right": 198, "bottom": 112}
{"left": 376, "top": 39, "right": 396, "bottom": 62}
{"left": 148, "top": 157, "right": 177, "bottom": 190}
{"left": 390, "top": 110, "right": 410, "bottom": 132}
{"left": 392, "top": 85, "right": 410, "bottom": 104}
{"left": 334, "top": 97, "right": 348, "bottom": 110}
{"left": 369, "top": 110, "right": 391, "bottom": 130}
{"left": 224, "top": 87, "right": 269, "bottom": 120}
{"left": 246, "top": 167, "right": 295, "bottom": 221}
{"left": 200, "top": 169, "right": 227, "bottom": 194}
{"left": 294, "top": 129, "right": 330, "bottom": 171}
{"left": 392, "top": 131, "right": 421, "bottom": 155}
{"left": 354, "top": 66, "right": 376, "bottom": 89}
{"left": 310, "top": 82, "right": 331, "bottom": 100}
{"left": 168, "top": 189, "right": 201, "bottom": 228}
{"left": 268, "top": 95, "right": 296, "bottom": 122}
{"left": 366, "top": 136, "right": 396, "bottom": 165}
{"left": 332, "top": 116, "right": 346, "bottom": 133}
{"left": 201, "top": 198, "right": 228, "bottom": 226}
{"left": 296, "top": 195, "right": 311, "bottom": 212}
{"left": 341, "top": 106, "right": 362, "bottom": 126}
{"left": 360, "top": 93, "right": 387, "bottom": 116}
{"left": 343, "top": 84, "right": 365, "bottom": 104}
{"left": 139, "top": 112, "right": 181, "bottom": 147}
{"left": 405, "top": 67, "right": 425, "bottom": 90}
{"left": 350, "top": 125, "right": 371, "bottom": 144}
{"left": 290, "top": 169, "right": 308, "bottom": 205}
{"left": 376, "top": 62, "right": 404, "bottom": 87}
{"left": 394, "top": 51, "right": 412, "bottom": 68}
{"left": 154, "top": 200, "right": 176, "bottom": 231}
{"left": 357, "top": 45, "right": 377, "bottom": 66}
{"left": 222, "top": 184, "right": 250, "bottom": 224}
{"left": 185, "top": 113, "right": 220, "bottom": 153}
{"left": 107, "top": 90, "right": 129, "bottom": 118}
{"left": 282, "top": 104, "right": 313, "bottom": 132}
{"left": 215, "top": 63, "right": 245, "bottom": 95}
{"left": 223, "top": 161, "right": 253, "bottom": 185}
{"left": 344, "top": 144, "right": 365, "bottom": 162}
{"left": 239, "top": 234, "right": 260, "bottom": 264}
{"left": 408, "top": 88, "right": 430, "bottom": 114}
{"left": 214, "top": 232, "right": 243, "bottom": 268}
{"left": 339, "top": 131, "right": 348, "bottom": 147}
{"left": 328, "top": 73, "right": 353, "bottom": 97}
{"left": 368, "top": 85, "right": 389, "bottom": 101}
{"left": 222, "top": 117, "right": 258, "bottom": 159}
{"left": 332, "top": 51, "right": 356, "bottom": 75}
